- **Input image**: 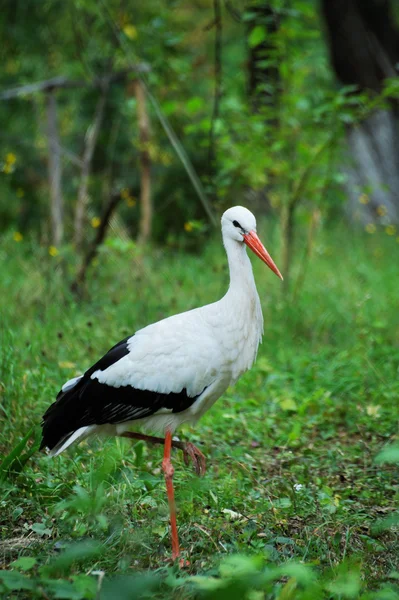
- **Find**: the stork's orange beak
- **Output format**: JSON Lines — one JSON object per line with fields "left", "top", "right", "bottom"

{"left": 243, "top": 231, "right": 283, "bottom": 280}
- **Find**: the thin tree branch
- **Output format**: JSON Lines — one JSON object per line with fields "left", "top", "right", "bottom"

{"left": 0, "top": 67, "right": 150, "bottom": 100}
{"left": 72, "top": 191, "right": 122, "bottom": 294}
{"left": 0, "top": 133, "right": 84, "bottom": 168}
{"left": 143, "top": 82, "right": 217, "bottom": 227}
{"left": 74, "top": 90, "right": 108, "bottom": 249}
{"left": 224, "top": 1, "right": 242, "bottom": 22}
{"left": 46, "top": 90, "right": 63, "bottom": 246}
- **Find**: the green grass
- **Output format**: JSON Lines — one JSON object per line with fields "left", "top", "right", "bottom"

{"left": 0, "top": 221, "right": 398, "bottom": 599}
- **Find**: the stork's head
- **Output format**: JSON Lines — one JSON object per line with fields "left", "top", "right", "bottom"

{"left": 221, "top": 206, "right": 283, "bottom": 280}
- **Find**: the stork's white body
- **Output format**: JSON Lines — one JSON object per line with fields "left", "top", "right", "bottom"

{"left": 42, "top": 206, "right": 282, "bottom": 458}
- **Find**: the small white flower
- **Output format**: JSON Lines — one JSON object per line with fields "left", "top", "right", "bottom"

{"left": 294, "top": 484, "right": 304, "bottom": 492}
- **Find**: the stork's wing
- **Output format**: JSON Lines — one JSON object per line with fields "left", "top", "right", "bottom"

{"left": 40, "top": 311, "right": 222, "bottom": 452}
{"left": 94, "top": 312, "right": 221, "bottom": 397}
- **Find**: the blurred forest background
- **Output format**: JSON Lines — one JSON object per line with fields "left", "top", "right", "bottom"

{"left": 1, "top": 1, "right": 399, "bottom": 599}
{"left": 1, "top": 0, "right": 399, "bottom": 288}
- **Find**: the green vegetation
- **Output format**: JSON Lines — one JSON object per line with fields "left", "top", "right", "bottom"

{"left": 1, "top": 221, "right": 398, "bottom": 598}
{"left": 1, "top": 0, "right": 399, "bottom": 597}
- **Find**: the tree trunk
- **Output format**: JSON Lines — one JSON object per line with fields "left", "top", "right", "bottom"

{"left": 46, "top": 90, "right": 63, "bottom": 246}
{"left": 321, "top": 0, "right": 399, "bottom": 224}
{"left": 346, "top": 109, "right": 399, "bottom": 224}
{"left": 133, "top": 79, "right": 152, "bottom": 245}
{"left": 74, "top": 91, "right": 107, "bottom": 249}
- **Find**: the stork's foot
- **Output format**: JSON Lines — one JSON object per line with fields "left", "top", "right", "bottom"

{"left": 163, "top": 555, "right": 190, "bottom": 568}
{"left": 181, "top": 442, "right": 206, "bottom": 477}
{"left": 119, "top": 431, "right": 206, "bottom": 477}
{"left": 178, "top": 557, "right": 190, "bottom": 568}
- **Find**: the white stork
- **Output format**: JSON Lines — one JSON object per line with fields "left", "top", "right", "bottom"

{"left": 40, "top": 206, "right": 282, "bottom": 562}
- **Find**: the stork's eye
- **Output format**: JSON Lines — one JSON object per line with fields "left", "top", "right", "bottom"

{"left": 233, "top": 220, "right": 242, "bottom": 228}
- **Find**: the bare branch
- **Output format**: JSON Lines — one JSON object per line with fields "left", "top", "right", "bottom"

{"left": 72, "top": 191, "right": 122, "bottom": 294}
{"left": 74, "top": 90, "right": 108, "bottom": 249}
{"left": 0, "top": 66, "right": 150, "bottom": 100}
{"left": 46, "top": 91, "right": 63, "bottom": 246}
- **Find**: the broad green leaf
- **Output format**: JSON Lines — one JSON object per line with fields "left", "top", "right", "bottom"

{"left": 101, "top": 573, "right": 161, "bottom": 599}
{"left": 326, "top": 574, "right": 360, "bottom": 598}
{"left": 31, "top": 522, "right": 52, "bottom": 536}
{"left": 248, "top": 26, "right": 267, "bottom": 48}
{"left": 280, "top": 397, "right": 297, "bottom": 411}
{"left": 10, "top": 557, "right": 37, "bottom": 571}
{"left": 0, "top": 570, "right": 35, "bottom": 591}
{"left": 375, "top": 444, "right": 399, "bottom": 464}
{"left": 42, "top": 540, "right": 103, "bottom": 576}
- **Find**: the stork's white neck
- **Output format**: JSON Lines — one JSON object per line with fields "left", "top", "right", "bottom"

{"left": 221, "top": 234, "right": 263, "bottom": 328}
{"left": 223, "top": 235, "right": 257, "bottom": 295}
{"left": 217, "top": 234, "right": 264, "bottom": 380}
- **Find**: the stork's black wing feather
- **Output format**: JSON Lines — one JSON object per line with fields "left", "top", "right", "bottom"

{"left": 40, "top": 336, "right": 202, "bottom": 452}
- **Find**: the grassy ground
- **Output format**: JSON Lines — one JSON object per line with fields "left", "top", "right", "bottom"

{"left": 0, "top": 219, "right": 398, "bottom": 599}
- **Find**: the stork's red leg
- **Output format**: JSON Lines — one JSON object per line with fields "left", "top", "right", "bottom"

{"left": 162, "top": 430, "right": 180, "bottom": 560}
{"left": 119, "top": 432, "right": 206, "bottom": 476}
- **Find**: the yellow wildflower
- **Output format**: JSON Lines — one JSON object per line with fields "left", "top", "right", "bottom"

{"left": 91, "top": 217, "right": 101, "bottom": 228}
{"left": 377, "top": 205, "right": 387, "bottom": 216}
{"left": 184, "top": 222, "right": 193, "bottom": 232}
{"left": 13, "top": 231, "right": 23, "bottom": 242}
{"left": 365, "top": 223, "right": 376, "bottom": 234}
{"left": 359, "top": 193, "right": 369, "bottom": 204}
{"left": 121, "top": 188, "right": 130, "bottom": 199}
{"left": 123, "top": 24, "right": 137, "bottom": 40}
{"left": 126, "top": 197, "right": 136, "bottom": 207}
{"left": 16, "top": 188, "right": 25, "bottom": 198}
{"left": 6, "top": 152, "right": 16, "bottom": 165}
{"left": 385, "top": 225, "right": 396, "bottom": 236}
{"left": 49, "top": 246, "right": 59, "bottom": 257}
{"left": 2, "top": 164, "right": 11, "bottom": 174}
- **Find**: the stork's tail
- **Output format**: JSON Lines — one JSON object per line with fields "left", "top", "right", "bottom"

{"left": 47, "top": 425, "right": 96, "bottom": 456}
{"left": 40, "top": 375, "right": 90, "bottom": 455}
